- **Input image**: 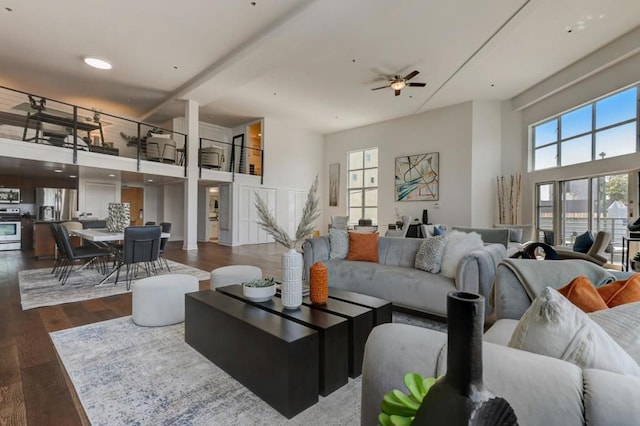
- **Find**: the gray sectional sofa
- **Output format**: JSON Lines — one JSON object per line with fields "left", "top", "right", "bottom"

{"left": 302, "top": 236, "right": 506, "bottom": 317}
{"left": 361, "top": 323, "right": 640, "bottom": 426}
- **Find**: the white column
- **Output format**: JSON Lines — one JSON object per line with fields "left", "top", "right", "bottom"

{"left": 183, "top": 99, "right": 199, "bottom": 250}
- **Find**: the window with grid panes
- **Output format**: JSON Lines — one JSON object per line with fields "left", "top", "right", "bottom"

{"left": 532, "top": 86, "right": 638, "bottom": 170}
{"left": 348, "top": 148, "right": 378, "bottom": 225}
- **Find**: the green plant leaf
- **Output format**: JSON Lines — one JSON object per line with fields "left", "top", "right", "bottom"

{"left": 381, "top": 393, "right": 416, "bottom": 417}
{"left": 392, "top": 390, "right": 420, "bottom": 411}
{"left": 378, "top": 413, "right": 393, "bottom": 426}
{"left": 403, "top": 372, "right": 426, "bottom": 403}
{"left": 390, "top": 415, "right": 413, "bottom": 426}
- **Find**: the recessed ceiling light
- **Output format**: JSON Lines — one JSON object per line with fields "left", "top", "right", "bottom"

{"left": 108, "top": 174, "right": 115, "bottom": 177}
{"left": 148, "top": 179, "right": 153, "bottom": 182}
{"left": 84, "top": 57, "right": 112, "bottom": 70}
{"left": 69, "top": 175, "right": 77, "bottom": 178}
{"left": 54, "top": 169, "right": 62, "bottom": 173}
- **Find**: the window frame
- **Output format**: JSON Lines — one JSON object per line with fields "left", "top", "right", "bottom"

{"left": 532, "top": 85, "right": 639, "bottom": 171}
{"left": 347, "top": 148, "right": 378, "bottom": 225}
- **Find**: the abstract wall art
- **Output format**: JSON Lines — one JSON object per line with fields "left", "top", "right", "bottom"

{"left": 395, "top": 152, "right": 439, "bottom": 201}
{"left": 329, "top": 163, "right": 340, "bottom": 206}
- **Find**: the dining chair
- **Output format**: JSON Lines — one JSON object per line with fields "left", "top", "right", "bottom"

{"left": 158, "top": 222, "right": 171, "bottom": 271}
{"left": 114, "top": 225, "right": 162, "bottom": 290}
{"left": 57, "top": 224, "right": 111, "bottom": 285}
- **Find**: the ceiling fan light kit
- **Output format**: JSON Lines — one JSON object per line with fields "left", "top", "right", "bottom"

{"left": 372, "top": 69, "right": 426, "bottom": 96}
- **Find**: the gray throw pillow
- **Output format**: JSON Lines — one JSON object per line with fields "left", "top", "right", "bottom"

{"left": 414, "top": 235, "right": 447, "bottom": 273}
{"left": 329, "top": 228, "right": 349, "bottom": 259}
{"left": 509, "top": 228, "right": 523, "bottom": 243}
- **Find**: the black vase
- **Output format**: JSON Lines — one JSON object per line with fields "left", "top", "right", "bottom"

{"left": 412, "top": 292, "right": 518, "bottom": 426}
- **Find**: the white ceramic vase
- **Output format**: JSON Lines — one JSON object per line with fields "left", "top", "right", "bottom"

{"left": 281, "top": 248, "right": 303, "bottom": 309}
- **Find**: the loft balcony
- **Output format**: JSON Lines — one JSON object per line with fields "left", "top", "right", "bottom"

{"left": 0, "top": 86, "right": 263, "bottom": 183}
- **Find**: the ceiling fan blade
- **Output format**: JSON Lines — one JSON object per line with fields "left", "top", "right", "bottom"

{"left": 371, "top": 85, "right": 390, "bottom": 91}
{"left": 408, "top": 82, "right": 426, "bottom": 87}
{"left": 403, "top": 70, "right": 419, "bottom": 81}
{"left": 395, "top": 89, "right": 401, "bottom": 96}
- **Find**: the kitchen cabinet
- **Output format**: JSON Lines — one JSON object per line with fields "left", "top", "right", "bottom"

{"left": 21, "top": 218, "right": 33, "bottom": 250}
{"left": 34, "top": 222, "right": 55, "bottom": 258}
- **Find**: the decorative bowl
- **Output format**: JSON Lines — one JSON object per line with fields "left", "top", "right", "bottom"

{"left": 242, "top": 281, "right": 276, "bottom": 302}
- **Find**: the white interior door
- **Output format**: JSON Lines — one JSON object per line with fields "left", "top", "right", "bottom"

{"left": 288, "top": 190, "right": 305, "bottom": 237}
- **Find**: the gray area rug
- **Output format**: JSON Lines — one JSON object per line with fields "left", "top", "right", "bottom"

{"left": 50, "top": 312, "right": 446, "bottom": 425}
{"left": 19, "top": 260, "right": 210, "bottom": 310}
{"left": 50, "top": 317, "right": 362, "bottom": 426}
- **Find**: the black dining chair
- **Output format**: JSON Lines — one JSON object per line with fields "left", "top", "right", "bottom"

{"left": 158, "top": 222, "right": 171, "bottom": 271}
{"left": 114, "top": 225, "right": 162, "bottom": 290}
{"left": 57, "top": 224, "right": 111, "bottom": 285}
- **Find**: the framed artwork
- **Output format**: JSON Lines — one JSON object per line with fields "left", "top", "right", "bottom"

{"left": 395, "top": 152, "right": 439, "bottom": 201}
{"left": 329, "top": 163, "right": 340, "bottom": 206}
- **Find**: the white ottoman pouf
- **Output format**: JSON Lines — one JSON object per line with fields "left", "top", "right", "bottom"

{"left": 210, "top": 265, "right": 262, "bottom": 289}
{"left": 132, "top": 274, "right": 199, "bottom": 326}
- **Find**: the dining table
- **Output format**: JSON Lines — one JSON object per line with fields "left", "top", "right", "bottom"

{"left": 70, "top": 228, "right": 170, "bottom": 286}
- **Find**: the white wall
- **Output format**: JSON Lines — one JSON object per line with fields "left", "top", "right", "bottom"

{"left": 143, "top": 185, "right": 159, "bottom": 224}
{"left": 324, "top": 102, "right": 480, "bottom": 232}
{"left": 471, "top": 101, "right": 502, "bottom": 226}
{"left": 162, "top": 183, "right": 185, "bottom": 241}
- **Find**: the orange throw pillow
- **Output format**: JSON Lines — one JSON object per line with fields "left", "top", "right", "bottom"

{"left": 558, "top": 276, "right": 608, "bottom": 313}
{"left": 347, "top": 232, "right": 379, "bottom": 263}
{"left": 597, "top": 274, "right": 640, "bottom": 308}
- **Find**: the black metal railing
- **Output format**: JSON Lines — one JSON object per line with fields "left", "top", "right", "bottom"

{"left": 199, "top": 137, "right": 264, "bottom": 183}
{"left": 0, "top": 85, "right": 188, "bottom": 176}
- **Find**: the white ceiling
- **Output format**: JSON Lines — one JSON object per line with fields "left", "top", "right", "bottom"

{"left": 1, "top": 0, "right": 639, "bottom": 135}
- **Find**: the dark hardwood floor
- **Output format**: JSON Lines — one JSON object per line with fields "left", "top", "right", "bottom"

{"left": 0, "top": 241, "right": 284, "bottom": 425}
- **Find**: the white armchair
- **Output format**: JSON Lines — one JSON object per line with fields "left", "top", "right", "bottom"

{"left": 201, "top": 146, "right": 225, "bottom": 169}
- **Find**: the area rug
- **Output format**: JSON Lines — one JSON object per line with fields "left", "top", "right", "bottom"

{"left": 50, "top": 316, "right": 362, "bottom": 426}
{"left": 18, "top": 260, "right": 210, "bottom": 310}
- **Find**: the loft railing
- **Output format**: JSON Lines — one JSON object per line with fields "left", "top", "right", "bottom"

{"left": 0, "top": 85, "right": 188, "bottom": 176}
{"left": 199, "top": 137, "right": 264, "bottom": 183}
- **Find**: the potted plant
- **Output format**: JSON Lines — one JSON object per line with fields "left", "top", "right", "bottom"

{"left": 242, "top": 278, "right": 277, "bottom": 302}
{"left": 254, "top": 175, "right": 320, "bottom": 309}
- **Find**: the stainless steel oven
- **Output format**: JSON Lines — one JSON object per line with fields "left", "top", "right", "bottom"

{"left": 0, "top": 208, "right": 21, "bottom": 250}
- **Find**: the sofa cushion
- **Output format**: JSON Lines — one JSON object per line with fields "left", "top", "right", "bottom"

{"left": 558, "top": 275, "right": 609, "bottom": 312}
{"left": 329, "top": 228, "right": 349, "bottom": 259}
{"left": 596, "top": 274, "right": 640, "bottom": 307}
{"left": 589, "top": 302, "right": 640, "bottom": 364}
{"left": 433, "top": 225, "right": 446, "bottom": 236}
{"left": 573, "top": 231, "right": 594, "bottom": 253}
{"left": 347, "top": 232, "right": 379, "bottom": 262}
{"left": 440, "top": 230, "right": 484, "bottom": 279}
{"left": 508, "top": 287, "right": 640, "bottom": 376}
{"left": 508, "top": 228, "right": 523, "bottom": 243}
{"left": 414, "top": 235, "right": 446, "bottom": 273}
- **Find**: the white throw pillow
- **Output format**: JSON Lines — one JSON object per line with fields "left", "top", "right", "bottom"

{"left": 329, "top": 228, "right": 349, "bottom": 259}
{"left": 439, "top": 230, "right": 483, "bottom": 278}
{"left": 415, "top": 235, "right": 447, "bottom": 273}
{"left": 589, "top": 302, "right": 640, "bottom": 365}
{"left": 508, "top": 287, "right": 640, "bottom": 376}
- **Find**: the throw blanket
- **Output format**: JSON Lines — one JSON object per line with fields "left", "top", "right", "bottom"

{"left": 492, "top": 258, "right": 618, "bottom": 304}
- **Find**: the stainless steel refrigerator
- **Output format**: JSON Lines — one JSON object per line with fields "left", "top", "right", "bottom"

{"left": 36, "top": 188, "right": 78, "bottom": 221}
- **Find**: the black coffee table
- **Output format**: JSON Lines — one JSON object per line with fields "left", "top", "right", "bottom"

{"left": 185, "top": 287, "right": 392, "bottom": 419}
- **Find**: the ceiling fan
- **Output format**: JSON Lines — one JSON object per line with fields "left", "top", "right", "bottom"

{"left": 371, "top": 70, "right": 426, "bottom": 96}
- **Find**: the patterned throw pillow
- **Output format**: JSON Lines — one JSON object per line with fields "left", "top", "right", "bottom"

{"left": 415, "top": 235, "right": 447, "bottom": 273}
{"left": 329, "top": 228, "right": 349, "bottom": 259}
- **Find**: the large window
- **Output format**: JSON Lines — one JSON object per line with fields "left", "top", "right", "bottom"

{"left": 536, "top": 182, "right": 554, "bottom": 243}
{"left": 532, "top": 86, "right": 638, "bottom": 170}
{"left": 348, "top": 148, "right": 378, "bottom": 225}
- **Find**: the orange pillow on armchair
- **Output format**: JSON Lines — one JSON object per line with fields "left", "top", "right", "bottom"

{"left": 596, "top": 274, "right": 640, "bottom": 308}
{"left": 558, "top": 275, "right": 608, "bottom": 313}
{"left": 347, "top": 232, "right": 379, "bottom": 262}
